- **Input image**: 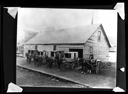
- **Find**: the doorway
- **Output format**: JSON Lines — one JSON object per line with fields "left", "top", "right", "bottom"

{"left": 69, "top": 49, "right": 83, "bottom": 58}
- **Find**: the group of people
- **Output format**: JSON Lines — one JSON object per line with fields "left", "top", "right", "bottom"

{"left": 25, "top": 50, "right": 100, "bottom": 73}
{"left": 71, "top": 54, "right": 100, "bottom": 74}
{"left": 25, "top": 50, "right": 65, "bottom": 69}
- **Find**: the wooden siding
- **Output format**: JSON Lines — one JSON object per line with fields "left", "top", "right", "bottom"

{"left": 24, "top": 44, "right": 53, "bottom": 56}
{"left": 83, "top": 26, "right": 109, "bottom": 62}
{"left": 56, "top": 45, "right": 84, "bottom": 52}
{"left": 37, "top": 45, "right": 53, "bottom": 51}
{"left": 24, "top": 45, "right": 35, "bottom": 57}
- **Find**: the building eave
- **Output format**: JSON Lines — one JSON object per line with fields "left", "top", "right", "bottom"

{"left": 25, "top": 43, "right": 85, "bottom": 46}
{"left": 100, "top": 24, "right": 111, "bottom": 48}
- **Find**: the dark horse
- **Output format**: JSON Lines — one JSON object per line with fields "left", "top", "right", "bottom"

{"left": 78, "top": 58, "right": 92, "bottom": 73}
{"left": 84, "top": 59, "right": 100, "bottom": 74}
{"left": 46, "top": 56, "right": 55, "bottom": 68}
{"left": 26, "top": 52, "right": 32, "bottom": 64}
{"left": 79, "top": 57, "right": 98, "bottom": 74}
{"left": 54, "top": 51, "right": 64, "bottom": 70}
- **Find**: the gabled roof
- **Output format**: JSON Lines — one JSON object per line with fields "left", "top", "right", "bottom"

{"left": 100, "top": 24, "right": 111, "bottom": 47}
{"left": 25, "top": 24, "right": 111, "bottom": 47}
{"left": 23, "top": 31, "right": 38, "bottom": 43}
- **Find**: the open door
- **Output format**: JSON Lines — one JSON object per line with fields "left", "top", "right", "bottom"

{"left": 69, "top": 49, "right": 83, "bottom": 58}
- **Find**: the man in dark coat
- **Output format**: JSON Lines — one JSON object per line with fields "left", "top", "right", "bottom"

{"left": 33, "top": 50, "right": 39, "bottom": 66}
{"left": 55, "top": 52, "right": 61, "bottom": 69}
{"left": 25, "top": 52, "right": 28, "bottom": 62}
{"left": 47, "top": 57, "right": 54, "bottom": 68}
{"left": 79, "top": 58, "right": 84, "bottom": 71}
{"left": 88, "top": 54, "right": 94, "bottom": 73}
{"left": 59, "top": 51, "right": 64, "bottom": 69}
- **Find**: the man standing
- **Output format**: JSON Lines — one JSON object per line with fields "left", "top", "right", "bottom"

{"left": 79, "top": 58, "right": 85, "bottom": 72}
{"left": 55, "top": 51, "right": 61, "bottom": 69}
{"left": 48, "top": 57, "right": 54, "bottom": 68}
{"left": 34, "top": 50, "right": 38, "bottom": 66}
{"left": 59, "top": 51, "right": 64, "bottom": 70}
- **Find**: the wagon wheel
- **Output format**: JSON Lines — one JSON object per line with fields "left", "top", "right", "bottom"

{"left": 71, "top": 63, "right": 75, "bottom": 69}
{"left": 66, "top": 62, "right": 72, "bottom": 69}
{"left": 61, "top": 61, "right": 66, "bottom": 68}
{"left": 63, "top": 63, "right": 67, "bottom": 68}
{"left": 61, "top": 61, "right": 65, "bottom": 69}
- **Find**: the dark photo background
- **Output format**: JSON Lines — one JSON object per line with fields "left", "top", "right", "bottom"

{"left": 1, "top": 1, "right": 126, "bottom": 93}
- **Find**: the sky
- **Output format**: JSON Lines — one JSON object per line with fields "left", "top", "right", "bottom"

{"left": 17, "top": 8, "right": 117, "bottom": 46}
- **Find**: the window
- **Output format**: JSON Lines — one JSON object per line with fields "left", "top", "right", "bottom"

{"left": 28, "top": 50, "right": 30, "bottom": 53}
{"left": 53, "top": 45, "right": 56, "bottom": 50}
{"left": 65, "top": 53, "right": 71, "bottom": 58}
{"left": 31, "top": 50, "right": 34, "bottom": 54}
{"left": 98, "top": 31, "right": 101, "bottom": 41}
{"left": 37, "top": 52, "right": 40, "bottom": 55}
{"left": 41, "top": 52, "right": 43, "bottom": 55}
{"left": 35, "top": 45, "right": 38, "bottom": 50}
{"left": 51, "top": 52, "right": 54, "bottom": 57}
{"left": 74, "top": 53, "right": 77, "bottom": 59}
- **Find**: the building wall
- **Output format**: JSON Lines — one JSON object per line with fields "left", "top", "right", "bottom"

{"left": 56, "top": 45, "right": 84, "bottom": 52}
{"left": 83, "top": 26, "right": 109, "bottom": 62}
{"left": 24, "top": 44, "right": 53, "bottom": 56}
{"left": 37, "top": 45, "right": 53, "bottom": 51}
{"left": 24, "top": 45, "right": 35, "bottom": 57}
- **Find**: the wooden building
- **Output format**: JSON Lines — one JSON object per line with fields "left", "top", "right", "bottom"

{"left": 24, "top": 24, "right": 111, "bottom": 62}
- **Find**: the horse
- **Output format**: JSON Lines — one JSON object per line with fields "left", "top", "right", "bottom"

{"left": 90, "top": 59, "right": 100, "bottom": 74}
{"left": 45, "top": 56, "right": 55, "bottom": 68}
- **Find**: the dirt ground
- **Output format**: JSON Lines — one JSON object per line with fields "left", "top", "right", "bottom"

{"left": 16, "top": 66, "right": 86, "bottom": 88}
{"left": 16, "top": 56, "right": 116, "bottom": 88}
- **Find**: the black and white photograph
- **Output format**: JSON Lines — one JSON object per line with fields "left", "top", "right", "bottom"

{"left": 16, "top": 8, "right": 117, "bottom": 88}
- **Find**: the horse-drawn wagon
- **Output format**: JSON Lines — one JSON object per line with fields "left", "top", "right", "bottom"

{"left": 25, "top": 50, "right": 101, "bottom": 74}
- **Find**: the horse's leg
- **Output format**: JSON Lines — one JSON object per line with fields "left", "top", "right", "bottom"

{"left": 26, "top": 57, "right": 28, "bottom": 62}
{"left": 28, "top": 57, "right": 30, "bottom": 64}
{"left": 27, "top": 57, "right": 29, "bottom": 63}
{"left": 49, "top": 59, "right": 52, "bottom": 68}
{"left": 36, "top": 58, "right": 39, "bottom": 67}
